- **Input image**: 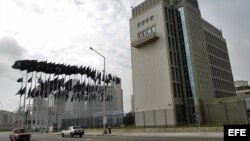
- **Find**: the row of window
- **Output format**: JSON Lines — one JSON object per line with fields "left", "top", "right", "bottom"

{"left": 215, "top": 90, "right": 235, "bottom": 98}
{"left": 212, "top": 78, "right": 235, "bottom": 92}
{"left": 165, "top": 7, "right": 174, "bottom": 24}
{"left": 211, "top": 66, "right": 233, "bottom": 81}
{"left": 137, "top": 16, "right": 154, "bottom": 28}
{"left": 207, "top": 44, "right": 230, "bottom": 61}
{"left": 208, "top": 55, "right": 231, "bottom": 70}
{"left": 187, "top": 8, "right": 202, "bottom": 27}
{"left": 204, "top": 31, "right": 228, "bottom": 52}
{"left": 137, "top": 26, "right": 156, "bottom": 38}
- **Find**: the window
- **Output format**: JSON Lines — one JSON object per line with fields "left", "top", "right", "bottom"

{"left": 150, "top": 16, "right": 154, "bottom": 21}
{"left": 138, "top": 23, "right": 141, "bottom": 28}
{"left": 138, "top": 32, "right": 142, "bottom": 38}
{"left": 151, "top": 26, "right": 156, "bottom": 32}
{"left": 143, "top": 30, "right": 147, "bottom": 36}
{"left": 170, "top": 52, "right": 173, "bottom": 65}
{"left": 146, "top": 18, "right": 149, "bottom": 23}
{"left": 142, "top": 20, "right": 145, "bottom": 25}
{"left": 147, "top": 28, "right": 151, "bottom": 34}
{"left": 14, "top": 129, "right": 25, "bottom": 133}
{"left": 166, "top": 23, "right": 170, "bottom": 35}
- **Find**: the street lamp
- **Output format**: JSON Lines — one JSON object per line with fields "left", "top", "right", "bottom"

{"left": 89, "top": 47, "right": 107, "bottom": 134}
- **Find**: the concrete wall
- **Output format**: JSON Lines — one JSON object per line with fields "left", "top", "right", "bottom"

{"left": 0, "top": 110, "right": 16, "bottom": 131}
{"left": 130, "top": 0, "right": 175, "bottom": 124}
{"left": 201, "top": 95, "right": 250, "bottom": 125}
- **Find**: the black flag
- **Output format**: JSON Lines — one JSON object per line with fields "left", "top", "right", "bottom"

{"left": 28, "top": 77, "right": 32, "bottom": 83}
{"left": 17, "top": 78, "right": 23, "bottom": 83}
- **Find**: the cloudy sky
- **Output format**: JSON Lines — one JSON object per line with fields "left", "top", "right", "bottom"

{"left": 0, "top": 0, "right": 249, "bottom": 113}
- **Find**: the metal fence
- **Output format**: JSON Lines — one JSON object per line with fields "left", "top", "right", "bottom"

{"left": 59, "top": 100, "right": 250, "bottom": 129}
{"left": 123, "top": 100, "right": 250, "bottom": 128}
{"left": 61, "top": 113, "right": 124, "bottom": 129}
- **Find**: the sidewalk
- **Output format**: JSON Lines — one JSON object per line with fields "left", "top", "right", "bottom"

{"left": 85, "top": 132, "right": 223, "bottom": 138}
{"left": 48, "top": 127, "right": 224, "bottom": 138}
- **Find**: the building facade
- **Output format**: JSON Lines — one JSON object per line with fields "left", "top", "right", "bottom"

{"left": 130, "top": 0, "right": 235, "bottom": 125}
{"left": 235, "top": 80, "right": 250, "bottom": 96}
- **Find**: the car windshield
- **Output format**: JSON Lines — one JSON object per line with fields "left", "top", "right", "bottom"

{"left": 73, "top": 126, "right": 81, "bottom": 129}
{"left": 14, "top": 129, "right": 25, "bottom": 133}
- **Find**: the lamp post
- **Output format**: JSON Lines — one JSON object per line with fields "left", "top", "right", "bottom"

{"left": 89, "top": 47, "right": 107, "bottom": 134}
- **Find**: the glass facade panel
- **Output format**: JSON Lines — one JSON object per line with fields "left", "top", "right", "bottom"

{"left": 178, "top": 7, "right": 198, "bottom": 123}
{"left": 178, "top": 7, "right": 196, "bottom": 100}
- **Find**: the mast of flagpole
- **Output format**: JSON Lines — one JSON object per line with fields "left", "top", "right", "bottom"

{"left": 22, "top": 71, "right": 28, "bottom": 128}
{"left": 18, "top": 75, "right": 24, "bottom": 128}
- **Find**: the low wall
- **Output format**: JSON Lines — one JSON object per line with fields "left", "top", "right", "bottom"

{"left": 85, "top": 126, "right": 223, "bottom": 133}
{"left": 0, "top": 124, "right": 16, "bottom": 131}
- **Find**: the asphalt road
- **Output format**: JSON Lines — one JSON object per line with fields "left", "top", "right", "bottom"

{"left": 0, "top": 132, "right": 223, "bottom": 141}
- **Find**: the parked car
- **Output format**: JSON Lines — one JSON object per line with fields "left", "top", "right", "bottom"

{"left": 9, "top": 128, "right": 31, "bottom": 141}
{"left": 61, "top": 126, "right": 84, "bottom": 138}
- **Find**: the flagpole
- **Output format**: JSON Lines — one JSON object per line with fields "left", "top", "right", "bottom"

{"left": 47, "top": 75, "right": 50, "bottom": 130}
{"left": 18, "top": 94, "right": 22, "bottom": 128}
{"left": 79, "top": 74, "right": 83, "bottom": 127}
{"left": 90, "top": 78, "right": 93, "bottom": 127}
{"left": 37, "top": 72, "right": 42, "bottom": 131}
{"left": 28, "top": 72, "right": 33, "bottom": 130}
{"left": 94, "top": 80, "right": 97, "bottom": 128}
{"left": 18, "top": 75, "right": 24, "bottom": 128}
{"left": 51, "top": 76, "right": 56, "bottom": 130}
{"left": 67, "top": 75, "right": 70, "bottom": 127}
{"left": 76, "top": 74, "right": 81, "bottom": 125}
{"left": 66, "top": 74, "right": 69, "bottom": 128}
{"left": 42, "top": 73, "right": 47, "bottom": 131}
{"left": 83, "top": 77, "right": 87, "bottom": 127}
{"left": 88, "top": 77, "right": 90, "bottom": 128}
{"left": 73, "top": 74, "right": 75, "bottom": 126}
{"left": 31, "top": 71, "right": 37, "bottom": 130}
{"left": 22, "top": 70, "right": 28, "bottom": 128}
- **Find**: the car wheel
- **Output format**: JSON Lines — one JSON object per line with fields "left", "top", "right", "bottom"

{"left": 61, "top": 133, "right": 64, "bottom": 137}
{"left": 79, "top": 134, "right": 83, "bottom": 137}
{"left": 70, "top": 133, "right": 74, "bottom": 138}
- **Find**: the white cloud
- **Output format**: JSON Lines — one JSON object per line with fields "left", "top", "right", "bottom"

{"left": 0, "top": 37, "right": 28, "bottom": 111}
{"left": 0, "top": 0, "right": 144, "bottom": 112}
